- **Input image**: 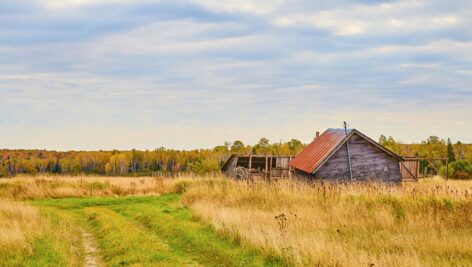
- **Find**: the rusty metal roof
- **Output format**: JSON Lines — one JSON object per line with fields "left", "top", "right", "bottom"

{"left": 289, "top": 128, "right": 404, "bottom": 174}
{"left": 289, "top": 128, "right": 352, "bottom": 173}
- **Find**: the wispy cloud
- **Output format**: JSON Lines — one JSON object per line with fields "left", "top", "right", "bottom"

{"left": 0, "top": 0, "right": 471, "bottom": 150}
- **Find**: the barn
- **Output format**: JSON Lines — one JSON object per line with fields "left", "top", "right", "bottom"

{"left": 222, "top": 154, "right": 292, "bottom": 180}
{"left": 289, "top": 128, "right": 404, "bottom": 183}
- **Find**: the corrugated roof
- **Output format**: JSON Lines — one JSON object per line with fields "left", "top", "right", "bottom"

{"left": 289, "top": 128, "right": 352, "bottom": 173}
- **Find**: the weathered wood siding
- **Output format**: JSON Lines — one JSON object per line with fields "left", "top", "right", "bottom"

{"left": 222, "top": 155, "right": 292, "bottom": 179}
{"left": 314, "top": 133, "right": 401, "bottom": 183}
{"left": 222, "top": 155, "right": 239, "bottom": 178}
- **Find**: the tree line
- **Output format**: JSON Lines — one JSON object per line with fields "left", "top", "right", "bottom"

{"left": 0, "top": 138, "right": 305, "bottom": 177}
{"left": 379, "top": 135, "right": 472, "bottom": 179}
{"left": 1, "top": 135, "right": 471, "bottom": 179}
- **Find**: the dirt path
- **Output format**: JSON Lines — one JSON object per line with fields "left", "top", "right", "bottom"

{"left": 80, "top": 229, "right": 99, "bottom": 267}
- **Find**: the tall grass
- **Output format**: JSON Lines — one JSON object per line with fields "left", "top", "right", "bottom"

{"left": 183, "top": 177, "right": 472, "bottom": 266}
{"left": 0, "top": 175, "right": 192, "bottom": 265}
{"left": 2, "top": 175, "right": 472, "bottom": 266}
{"left": 0, "top": 175, "right": 190, "bottom": 200}
{"left": 0, "top": 200, "right": 83, "bottom": 266}
{"left": 0, "top": 201, "right": 39, "bottom": 253}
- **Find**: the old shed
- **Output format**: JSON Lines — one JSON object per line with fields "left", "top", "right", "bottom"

{"left": 222, "top": 154, "right": 292, "bottom": 180}
{"left": 289, "top": 128, "right": 403, "bottom": 183}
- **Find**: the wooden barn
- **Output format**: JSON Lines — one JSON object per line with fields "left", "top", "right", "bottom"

{"left": 289, "top": 128, "right": 404, "bottom": 183}
{"left": 222, "top": 154, "right": 292, "bottom": 180}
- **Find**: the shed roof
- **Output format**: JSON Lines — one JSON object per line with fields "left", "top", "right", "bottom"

{"left": 289, "top": 128, "right": 403, "bottom": 174}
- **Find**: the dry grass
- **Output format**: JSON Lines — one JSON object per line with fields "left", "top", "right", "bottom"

{"left": 0, "top": 175, "right": 194, "bottom": 265}
{"left": 0, "top": 175, "right": 191, "bottom": 200}
{"left": 183, "top": 177, "right": 472, "bottom": 266}
{"left": 0, "top": 199, "right": 83, "bottom": 266}
{"left": 0, "top": 200, "right": 40, "bottom": 253}
{"left": 2, "top": 175, "right": 472, "bottom": 266}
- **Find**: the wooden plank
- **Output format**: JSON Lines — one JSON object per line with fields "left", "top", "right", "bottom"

{"left": 265, "top": 156, "right": 268, "bottom": 181}
{"left": 401, "top": 161, "right": 417, "bottom": 180}
{"left": 289, "top": 156, "right": 292, "bottom": 179}
{"left": 248, "top": 154, "right": 252, "bottom": 180}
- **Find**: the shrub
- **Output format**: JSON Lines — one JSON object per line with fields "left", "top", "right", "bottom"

{"left": 190, "top": 159, "right": 220, "bottom": 175}
{"left": 451, "top": 160, "right": 472, "bottom": 179}
{"left": 440, "top": 160, "right": 472, "bottom": 179}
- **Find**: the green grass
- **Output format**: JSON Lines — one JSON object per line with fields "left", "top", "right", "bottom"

{"left": 1, "top": 238, "right": 69, "bottom": 267}
{"left": 33, "top": 194, "right": 284, "bottom": 266}
{"left": 0, "top": 206, "right": 83, "bottom": 267}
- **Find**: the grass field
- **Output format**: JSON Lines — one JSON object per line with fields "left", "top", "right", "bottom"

{"left": 1, "top": 175, "right": 472, "bottom": 266}
{"left": 33, "top": 194, "right": 283, "bottom": 266}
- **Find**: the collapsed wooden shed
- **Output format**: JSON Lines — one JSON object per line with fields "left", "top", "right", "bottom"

{"left": 221, "top": 154, "right": 292, "bottom": 180}
{"left": 289, "top": 128, "right": 404, "bottom": 183}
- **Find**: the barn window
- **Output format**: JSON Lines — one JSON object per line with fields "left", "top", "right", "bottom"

{"left": 236, "top": 157, "right": 250, "bottom": 168}
{"left": 236, "top": 156, "right": 266, "bottom": 170}
{"left": 251, "top": 157, "right": 266, "bottom": 170}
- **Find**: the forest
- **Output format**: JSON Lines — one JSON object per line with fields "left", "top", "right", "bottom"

{"left": 1, "top": 136, "right": 471, "bottom": 179}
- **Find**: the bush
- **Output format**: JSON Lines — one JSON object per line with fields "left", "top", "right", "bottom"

{"left": 442, "top": 160, "right": 472, "bottom": 179}
{"left": 190, "top": 158, "right": 220, "bottom": 175}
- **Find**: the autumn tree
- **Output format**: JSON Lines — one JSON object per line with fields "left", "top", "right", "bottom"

{"left": 287, "top": 139, "right": 304, "bottom": 154}
{"left": 230, "top": 140, "right": 246, "bottom": 154}
{"left": 447, "top": 138, "right": 456, "bottom": 162}
{"left": 379, "top": 134, "right": 399, "bottom": 154}
{"left": 253, "top": 138, "right": 270, "bottom": 154}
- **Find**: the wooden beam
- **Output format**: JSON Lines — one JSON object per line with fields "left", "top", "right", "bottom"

{"left": 416, "top": 160, "right": 419, "bottom": 181}
{"left": 405, "top": 157, "right": 447, "bottom": 160}
{"left": 288, "top": 156, "right": 292, "bottom": 179}
{"left": 265, "top": 155, "right": 268, "bottom": 181}
{"left": 248, "top": 154, "right": 252, "bottom": 180}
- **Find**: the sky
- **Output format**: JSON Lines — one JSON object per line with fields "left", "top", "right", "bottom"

{"left": 1, "top": 0, "right": 471, "bottom": 151}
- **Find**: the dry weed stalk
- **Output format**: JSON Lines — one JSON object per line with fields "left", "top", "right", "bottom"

{"left": 184, "top": 176, "right": 472, "bottom": 266}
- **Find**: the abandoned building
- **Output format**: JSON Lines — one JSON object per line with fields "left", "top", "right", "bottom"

{"left": 289, "top": 128, "right": 404, "bottom": 183}
{"left": 221, "top": 128, "right": 418, "bottom": 183}
{"left": 221, "top": 154, "right": 292, "bottom": 180}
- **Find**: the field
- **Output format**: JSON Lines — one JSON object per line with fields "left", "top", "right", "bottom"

{"left": 1, "top": 176, "right": 471, "bottom": 266}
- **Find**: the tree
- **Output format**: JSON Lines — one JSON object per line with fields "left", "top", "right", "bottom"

{"left": 52, "top": 159, "right": 62, "bottom": 173}
{"left": 379, "top": 134, "right": 399, "bottom": 154}
{"left": 287, "top": 139, "right": 304, "bottom": 154}
{"left": 230, "top": 140, "right": 246, "bottom": 153}
{"left": 455, "top": 141, "right": 464, "bottom": 160}
{"left": 420, "top": 136, "right": 447, "bottom": 175}
{"left": 213, "top": 142, "right": 229, "bottom": 153}
{"left": 253, "top": 138, "right": 270, "bottom": 154}
{"left": 379, "top": 135, "right": 387, "bottom": 146}
{"left": 420, "top": 136, "right": 447, "bottom": 158}
{"left": 190, "top": 158, "right": 220, "bottom": 175}
{"left": 447, "top": 138, "right": 456, "bottom": 162}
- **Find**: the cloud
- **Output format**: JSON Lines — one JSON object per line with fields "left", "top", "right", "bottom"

{"left": 0, "top": 0, "right": 471, "bottom": 149}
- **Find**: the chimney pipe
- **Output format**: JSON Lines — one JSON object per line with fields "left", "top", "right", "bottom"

{"left": 314, "top": 131, "right": 320, "bottom": 140}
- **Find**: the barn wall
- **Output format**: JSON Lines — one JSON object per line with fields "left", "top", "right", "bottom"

{"left": 314, "top": 133, "right": 401, "bottom": 183}
{"left": 292, "top": 169, "right": 316, "bottom": 180}
{"left": 314, "top": 143, "right": 350, "bottom": 180}
{"left": 223, "top": 156, "right": 239, "bottom": 177}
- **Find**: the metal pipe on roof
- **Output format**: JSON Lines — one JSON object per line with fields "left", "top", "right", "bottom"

{"left": 344, "top": 122, "right": 353, "bottom": 181}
